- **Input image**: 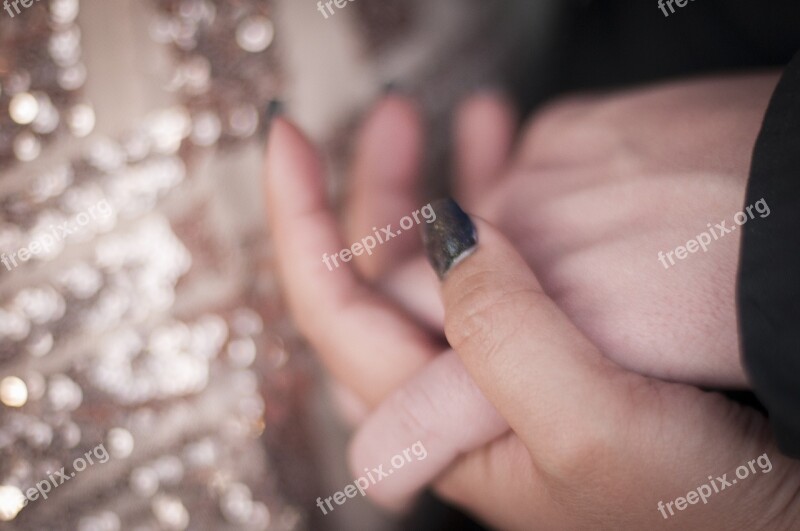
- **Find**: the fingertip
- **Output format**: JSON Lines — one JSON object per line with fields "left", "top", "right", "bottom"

{"left": 357, "top": 92, "right": 424, "bottom": 180}
{"left": 455, "top": 89, "right": 516, "bottom": 132}
{"left": 264, "top": 116, "right": 328, "bottom": 220}
{"left": 454, "top": 90, "right": 517, "bottom": 208}
{"left": 371, "top": 90, "right": 421, "bottom": 126}
{"left": 422, "top": 198, "right": 479, "bottom": 280}
{"left": 421, "top": 197, "right": 531, "bottom": 285}
{"left": 266, "top": 116, "right": 319, "bottom": 178}
{"left": 345, "top": 90, "right": 426, "bottom": 278}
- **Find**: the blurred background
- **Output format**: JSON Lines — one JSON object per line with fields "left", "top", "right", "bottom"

{"left": 0, "top": 1, "right": 551, "bottom": 529}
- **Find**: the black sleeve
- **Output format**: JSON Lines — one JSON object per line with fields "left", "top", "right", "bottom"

{"left": 738, "top": 50, "right": 800, "bottom": 459}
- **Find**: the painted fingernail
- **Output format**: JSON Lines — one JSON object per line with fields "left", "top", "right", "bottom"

{"left": 422, "top": 198, "right": 477, "bottom": 279}
{"left": 381, "top": 81, "right": 400, "bottom": 94}
{"left": 263, "top": 99, "right": 284, "bottom": 137}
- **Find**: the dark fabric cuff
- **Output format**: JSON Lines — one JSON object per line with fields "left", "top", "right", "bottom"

{"left": 738, "top": 50, "right": 800, "bottom": 459}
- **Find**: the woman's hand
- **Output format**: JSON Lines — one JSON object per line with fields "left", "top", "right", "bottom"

{"left": 265, "top": 73, "right": 780, "bottom": 413}
{"left": 262, "top": 73, "right": 796, "bottom": 528}
{"left": 384, "top": 73, "right": 782, "bottom": 388}
{"left": 350, "top": 204, "right": 800, "bottom": 529}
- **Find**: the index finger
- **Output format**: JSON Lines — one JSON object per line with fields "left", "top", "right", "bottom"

{"left": 264, "top": 115, "right": 438, "bottom": 404}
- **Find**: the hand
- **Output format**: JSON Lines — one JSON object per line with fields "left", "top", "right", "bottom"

{"left": 384, "top": 72, "right": 782, "bottom": 388}
{"left": 261, "top": 75, "right": 792, "bottom": 527}
{"left": 265, "top": 73, "right": 777, "bottom": 414}
{"left": 350, "top": 204, "right": 800, "bottom": 529}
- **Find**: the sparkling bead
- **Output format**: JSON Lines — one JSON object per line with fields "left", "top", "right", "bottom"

{"left": 236, "top": 16, "right": 274, "bottom": 53}
{"left": 0, "top": 377, "right": 28, "bottom": 408}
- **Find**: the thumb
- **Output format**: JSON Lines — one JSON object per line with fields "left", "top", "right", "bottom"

{"left": 423, "top": 198, "right": 640, "bottom": 449}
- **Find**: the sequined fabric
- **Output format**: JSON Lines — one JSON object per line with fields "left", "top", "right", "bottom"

{"left": 0, "top": 1, "right": 304, "bottom": 529}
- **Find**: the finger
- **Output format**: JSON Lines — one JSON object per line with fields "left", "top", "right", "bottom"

{"left": 345, "top": 93, "right": 425, "bottom": 280}
{"left": 432, "top": 433, "right": 556, "bottom": 531}
{"left": 422, "top": 198, "right": 644, "bottom": 449}
{"left": 422, "top": 200, "right": 800, "bottom": 528}
{"left": 453, "top": 91, "right": 516, "bottom": 211}
{"left": 263, "top": 115, "right": 437, "bottom": 404}
{"left": 328, "top": 378, "right": 369, "bottom": 427}
{"left": 348, "top": 350, "right": 508, "bottom": 509}
{"left": 378, "top": 254, "right": 444, "bottom": 332}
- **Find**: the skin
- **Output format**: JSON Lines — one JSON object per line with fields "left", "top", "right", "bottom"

{"left": 355, "top": 218, "right": 800, "bottom": 529}
{"left": 263, "top": 73, "right": 800, "bottom": 528}
{"left": 381, "top": 73, "right": 784, "bottom": 389}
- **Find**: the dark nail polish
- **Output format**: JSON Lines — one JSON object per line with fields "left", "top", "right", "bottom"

{"left": 381, "top": 80, "right": 413, "bottom": 96}
{"left": 262, "top": 99, "right": 284, "bottom": 136}
{"left": 422, "top": 198, "right": 477, "bottom": 279}
{"left": 381, "top": 81, "right": 399, "bottom": 94}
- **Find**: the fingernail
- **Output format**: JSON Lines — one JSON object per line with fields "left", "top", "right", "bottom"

{"left": 422, "top": 198, "right": 477, "bottom": 279}
{"left": 263, "top": 99, "right": 284, "bottom": 137}
{"left": 381, "top": 81, "right": 397, "bottom": 96}
{"left": 381, "top": 81, "right": 400, "bottom": 94}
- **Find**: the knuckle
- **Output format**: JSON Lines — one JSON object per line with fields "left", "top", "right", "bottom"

{"left": 520, "top": 95, "right": 637, "bottom": 167}
{"left": 431, "top": 442, "right": 492, "bottom": 508}
{"left": 434, "top": 434, "right": 534, "bottom": 518}
{"left": 524, "top": 95, "right": 595, "bottom": 141}
{"left": 432, "top": 452, "right": 493, "bottom": 510}
{"left": 540, "top": 424, "right": 616, "bottom": 486}
{"left": 388, "top": 383, "right": 442, "bottom": 447}
{"left": 444, "top": 271, "right": 507, "bottom": 355}
{"left": 444, "top": 270, "right": 542, "bottom": 360}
